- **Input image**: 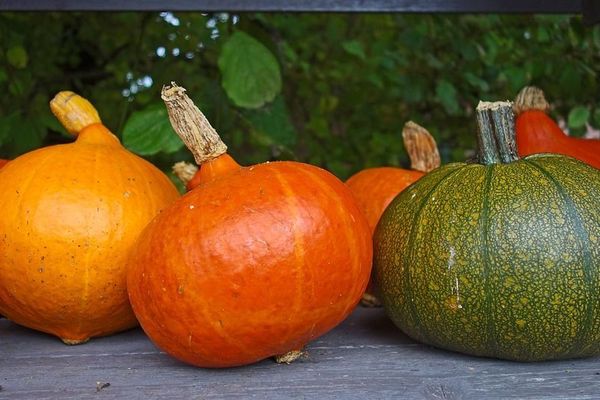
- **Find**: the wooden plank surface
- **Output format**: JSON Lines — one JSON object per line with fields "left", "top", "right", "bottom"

{"left": 0, "top": 0, "right": 581, "bottom": 12}
{"left": 2, "top": 307, "right": 600, "bottom": 399}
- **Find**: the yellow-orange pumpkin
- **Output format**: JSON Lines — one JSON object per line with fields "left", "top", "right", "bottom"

{"left": 0, "top": 92, "right": 179, "bottom": 343}
{"left": 127, "top": 84, "right": 372, "bottom": 367}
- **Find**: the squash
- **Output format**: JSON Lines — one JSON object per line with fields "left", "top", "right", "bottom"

{"left": 0, "top": 159, "right": 8, "bottom": 168}
{"left": 346, "top": 122, "right": 440, "bottom": 306}
{"left": 374, "top": 100, "right": 600, "bottom": 361}
{"left": 0, "top": 92, "right": 180, "bottom": 344}
{"left": 127, "top": 83, "right": 372, "bottom": 368}
{"left": 514, "top": 86, "right": 600, "bottom": 169}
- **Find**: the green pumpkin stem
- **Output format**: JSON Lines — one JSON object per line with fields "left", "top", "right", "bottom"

{"left": 475, "top": 101, "right": 519, "bottom": 165}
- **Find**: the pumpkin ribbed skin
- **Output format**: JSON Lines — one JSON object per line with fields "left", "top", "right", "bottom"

{"left": 127, "top": 160, "right": 372, "bottom": 368}
{"left": 0, "top": 122, "right": 179, "bottom": 342}
{"left": 375, "top": 153, "right": 600, "bottom": 361}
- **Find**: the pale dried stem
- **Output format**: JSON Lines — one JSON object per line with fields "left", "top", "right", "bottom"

{"left": 172, "top": 161, "right": 199, "bottom": 186}
{"left": 50, "top": 91, "right": 101, "bottom": 135}
{"left": 274, "top": 349, "right": 306, "bottom": 364}
{"left": 161, "top": 82, "right": 227, "bottom": 165}
{"left": 513, "top": 86, "right": 550, "bottom": 115}
{"left": 402, "top": 121, "right": 441, "bottom": 173}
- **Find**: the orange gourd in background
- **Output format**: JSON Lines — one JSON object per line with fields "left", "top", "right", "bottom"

{"left": 514, "top": 86, "right": 600, "bottom": 169}
{"left": 345, "top": 121, "right": 440, "bottom": 306}
{"left": 127, "top": 83, "right": 372, "bottom": 368}
{"left": 0, "top": 92, "right": 180, "bottom": 344}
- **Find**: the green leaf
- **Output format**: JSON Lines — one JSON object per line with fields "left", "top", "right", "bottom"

{"left": 218, "top": 31, "right": 282, "bottom": 109}
{"left": 0, "top": 113, "right": 17, "bottom": 145}
{"left": 0, "top": 114, "right": 47, "bottom": 156}
{"left": 593, "top": 107, "right": 600, "bottom": 126}
{"left": 122, "top": 103, "right": 183, "bottom": 156}
{"left": 503, "top": 66, "right": 528, "bottom": 92}
{"left": 342, "top": 40, "right": 366, "bottom": 60}
{"left": 246, "top": 96, "right": 296, "bottom": 148}
{"left": 464, "top": 72, "right": 490, "bottom": 92}
{"left": 567, "top": 106, "right": 590, "bottom": 129}
{"left": 593, "top": 26, "right": 600, "bottom": 49}
{"left": 435, "top": 80, "right": 459, "bottom": 115}
{"left": 536, "top": 26, "right": 550, "bottom": 43}
{"left": 6, "top": 46, "right": 28, "bottom": 69}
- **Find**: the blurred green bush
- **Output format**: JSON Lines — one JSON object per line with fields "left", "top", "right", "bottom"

{"left": 0, "top": 12, "right": 598, "bottom": 183}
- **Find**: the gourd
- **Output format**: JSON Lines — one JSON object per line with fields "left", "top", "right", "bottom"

{"left": 0, "top": 159, "right": 8, "bottom": 168}
{"left": 514, "top": 86, "right": 600, "bottom": 169}
{"left": 0, "top": 91, "right": 180, "bottom": 344}
{"left": 346, "top": 122, "right": 440, "bottom": 306}
{"left": 127, "top": 83, "right": 372, "bottom": 368}
{"left": 375, "top": 100, "right": 600, "bottom": 361}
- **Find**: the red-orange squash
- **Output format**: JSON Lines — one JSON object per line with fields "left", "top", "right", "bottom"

{"left": 0, "top": 159, "right": 8, "bottom": 168}
{"left": 0, "top": 92, "right": 179, "bottom": 344}
{"left": 345, "top": 122, "right": 440, "bottom": 305}
{"left": 514, "top": 86, "right": 600, "bottom": 169}
{"left": 127, "top": 84, "right": 372, "bottom": 368}
{"left": 346, "top": 121, "right": 440, "bottom": 233}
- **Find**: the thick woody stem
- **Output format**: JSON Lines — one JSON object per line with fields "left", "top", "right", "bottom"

{"left": 402, "top": 121, "right": 441, "bottom": 173}
{"left": 476, "top": 101, "right": 519, "bottom": 165}
{"left": 161, "top": 82, "right": 227, "bottom": 165}
{"left": 513, "top": 86, "right": 550, "bottom": 115}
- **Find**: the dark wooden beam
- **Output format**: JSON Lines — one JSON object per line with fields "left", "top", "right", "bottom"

{"left": 0, "top": 0, "right": 582, "bottom": 13}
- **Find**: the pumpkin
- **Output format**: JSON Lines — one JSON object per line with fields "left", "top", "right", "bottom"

{"left": 514, "top": 86, "right": 600, "bottom": 169}
{"left": 374, "top": 100, "right": 600, "bottom": 361}
{"left": 0, "top": 91, "right": 179, "bottom": 344}
{"left": 0, "top": 159, "right": 8, "bottom": 168}
{"left": 127, "top": 83, "right": 372, "bottom": 368}
{"left": 346, "top": 122, "right": 440, "bottom": 306}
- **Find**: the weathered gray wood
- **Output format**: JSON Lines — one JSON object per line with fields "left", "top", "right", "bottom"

{"left": 2, "top": 308, "right": 600, "bottom": 399}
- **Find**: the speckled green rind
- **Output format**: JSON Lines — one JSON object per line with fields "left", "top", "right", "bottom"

{"left": 374, "top": 154, "right": 600, "bottom": 361}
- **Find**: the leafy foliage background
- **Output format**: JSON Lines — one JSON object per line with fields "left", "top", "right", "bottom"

{"left": 0, "top": 13, "right": 599, "bottom": 184}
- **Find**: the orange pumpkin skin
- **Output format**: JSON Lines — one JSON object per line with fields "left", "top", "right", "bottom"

{"left": 514, "top": 86, "right": 600, "bottom": 170}
{"left": 0, "top": 119, "right": 179, "bottom": 342}
{"left": 0, "top": 159, "right": 8, "bottom": 168}
{"left": 346, "top": 167, "right": 423, "bottom": 233}
{"left": 516, "top": 110, "right": 600, "bottom": 169}
{"left": 127, "top": 158, "right": 372, "bottom": 368}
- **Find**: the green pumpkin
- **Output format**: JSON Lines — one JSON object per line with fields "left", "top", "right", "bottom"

{"left": 374, "top": 101, "right": 600, "bottom": 361}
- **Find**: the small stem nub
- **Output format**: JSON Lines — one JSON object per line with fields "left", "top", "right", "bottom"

{"left": 274, "top": 349, "right": 306, "bottom": 364}
{"left": 402, "top": 121, "right": 441, "bottom": 173}
{"left": 161, "top": 82, "right": 227, "bottom": 165}
{"left": 172, "top": 161, "right": 198, "bottom": 186}
{"left": 476, "top": 101, "right": 519, "bottom": 165}
{"left": 513, "top": 86, "right": 550, "bottom": 115}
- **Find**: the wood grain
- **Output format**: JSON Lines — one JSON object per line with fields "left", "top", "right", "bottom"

{"left": 2, "top": 308, "right": 600, "bottom": 399}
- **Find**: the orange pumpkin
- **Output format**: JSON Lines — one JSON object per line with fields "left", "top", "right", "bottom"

{"left": 0, "top": 159, "right": 8, "bottom": 168}
{"left": 127, "top": 84, "right": 372, "bottom": 368}
{"left": 345, "top": 121, "right": 440, "bottom": 306}
{"left": 0, "top": 92, "right": 179, "bottom": 344}
{"left": 514, "top": 86, "right": 600, "bottom": 169}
